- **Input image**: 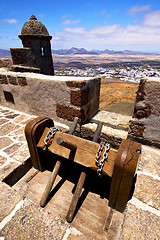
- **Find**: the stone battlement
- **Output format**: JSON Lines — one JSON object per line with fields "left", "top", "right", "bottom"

{"left": 0, "top": 68, "right": 100, "bottom": 125}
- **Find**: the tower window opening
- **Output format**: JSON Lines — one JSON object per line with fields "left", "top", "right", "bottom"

{"left": 41, "top": 47, "right": 45, "bottom": 56}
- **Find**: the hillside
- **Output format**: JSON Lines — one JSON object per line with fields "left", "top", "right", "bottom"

{"left": 0, "top": 49, "right": 11, "bottom": 58}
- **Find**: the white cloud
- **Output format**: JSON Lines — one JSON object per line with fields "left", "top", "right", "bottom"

{"left": 52, "top": 11, "right": 160, "bottom": 52}
{"left": 63, "top": 27, "right": 85, "bottom": 34}
{"left": 143, "top": 10, "right": 160, "bottom": 27}
{"left": 2, "top": 19, "right": 18, "bottom": 24}
{"left": 127, "top": 5, "right": 151, "bottom": 17}
{"left": 61, "top": 19, "right": 80, "bottom": 25}
{"left": 61, "top": 14, "right": 73, "bottom": 20}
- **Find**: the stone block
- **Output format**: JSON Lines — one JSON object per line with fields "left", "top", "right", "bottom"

{"left": 0, "top": 155, "right": 7, "bottom": 167}
{"left": 138, "top": 145, "right": 160, "bottom": 178}
{"left": 0, "top": 182, "right": 22, "bottom": 222}
{"left": 128, "top": 121, "right": 145, "bottom": 137}
{"left": 70, "top": 88, "right": 89, "bottom": 106}
{"left": 0, "top": 69, "right": 100, "bottom": 125}
{"left": 56, "top": 104, "right": 85, "bottom": 124}
{"left": 0, "top": 74, "right": 8, "bottom": 84}
{"left": 0, "top": 162, "right": 19, "bottom": 181}
{"left": 17, "top": 76, "right": 27, "bottom": 86}
{"left": 5, "top": 114, "right": 19, "bottom": 119}
{"left": 0, "top": 199, "right": 68, "bottom": 240}
{"left": 4, "top": 143, "right": 22, "bottom": 155}
{"left": 0, "top": 122, "right": 20, "bottom": 136}
{"left": 129, "top": 77, "right": 160, "bottom": 146}
{"left": 79, "top": 122, "right": 127, "bottom": 147}
{"left": 134, "top": 173, "right": 160, "bottom": 210}
{"left": 120, "top": 203, "right": 160, "bottom": 240}
{"left": 8, "top": 75, "right": 18, "bottom": 85}
{"left": 10, "top": 48, "right": 38, "bottom": 68}
{"left": 66, "top": 80, "right": 87, "bottom": 88}
{"left": 91, "top": 110, "right": 131, "bottom": 131}
{"left": 0, "top": 137, "right": 13, "bottom": 149}
{"left": 0, "top": 59, "right": 12, "bottom": 68}
{"left": 10, "top": 145, "right": 30, "bottom": 163}
{"left": 0, "top": 119, "right": 9, "bottom": 125}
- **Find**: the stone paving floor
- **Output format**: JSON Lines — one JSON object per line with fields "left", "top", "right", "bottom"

{"left": 0, "top": 106, "right": 160, "bottom": 239}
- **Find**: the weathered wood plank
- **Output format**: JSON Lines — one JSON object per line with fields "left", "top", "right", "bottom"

{"left": 37, "top": 128, "right": 117, "bottom": 177}
{"left": 109, "top": 139, "right": 141, "bottom": 212}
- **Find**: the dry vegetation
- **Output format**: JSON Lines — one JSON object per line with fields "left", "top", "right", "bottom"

{"left": 100, "top": 78, "right": 138, "bottom": 116}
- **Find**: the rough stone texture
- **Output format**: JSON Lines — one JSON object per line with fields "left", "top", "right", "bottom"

{"left": 66, "top": 80, "right": 87, "bottom": 88}
{"left": 134, "top": 174, "right": 160, "bottom": 210}
{"left": 0, "top": 59, "right": 12, "bottom": 69}
{"left": 0, "top": 74, "right": 8, "bottom": 84}
{"left": 7, "top": 75, "right": 18, "bottom": 85}
{"left": 8, "top": 127, "right": 25, "bottom": 140}
{"left": 0, "top": 69, "right": 100, "bottom": 125}
{"left": 128, "top": 121, "right": 145, "bottom": 137}
{"left": 10, "top": 145, "right": 30, "bottom": 163}
{"left": 79, "top": 122, "right": 128, "bottom": 147}
{"left": 137, "top": 145, "right": 160, "bottom": 177}
{"left": 56, "top": 104, "right": 85, "bottom": 124}
{"left": 145, "top": 79, "right": 160, "bottom": 116}
{"left": 4, "top": 143, "right": 22, "bottom": 155}
{"left": 10, "top": 48, "right": 39, "bottom": 69}
{"left": 13, "top": 114, "right": 31, "bottom": 124}
{"left": 17, "top": 76, "right": 27, "bottom": 86}
{"left": 70, "top": 88, "right": 89, "bottom": 107}
{"left": 0, "top": 162, "right": 19, "bottom": 181}
{"left": 0, "top": 155, "right": 7, "bottom": 166}
{"left": 120, "top": 203, "right": 160, "bottom": 240}
{"left": 128, "top": 77, "right": 160, "bottom": 146}
{"left": 91, "top": 110, "right": 131, "bottom": 131}
{"left": 20, "top": 15, "right": 50, "bottom": 36}
{"left": 12, "top": 65, "right": 41, "bottom": 73}
{"left": 13, "top": 15, "right": 54, "bottom": 75}
{"left": 0, "top": 119, "right": 9, "bottom": 125}
{"left": 5, "top": 114, "right": 19, "bottom": 119}
{"left": 0, "top": 122, "right": 20, "bottom": 136}
{"left": 0, "top": 199, "right": 69, "bottom": 240}
{"left": 0, "top": 137, "right": 13, "bottom": 149}
{"left": 0, "top": 182, "right": 22, "bottom": 222}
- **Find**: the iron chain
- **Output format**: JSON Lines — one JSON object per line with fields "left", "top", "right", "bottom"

{"left": 43, "top": 127, "right": 63, "bottom": 151}
{"left": 95, "top": 142, "right": 110, "bottom": 177}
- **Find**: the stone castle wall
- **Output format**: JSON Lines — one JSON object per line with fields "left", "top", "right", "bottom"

{"left": 0, "top": 68, "right": 100, "bottom": 125}
{"left": 128, "top": 77, "right": 160, "bottom": 147}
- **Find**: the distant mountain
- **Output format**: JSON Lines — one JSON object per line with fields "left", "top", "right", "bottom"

{"left": 0, "top": 49, "right": 11, "bottom": 58}
{"left": 52, "top": 47, "right": 155, "bottom": 55}
{"left": 0, "top": 48, "right": 157, "bottom": 58}
{"left": 53, "top": 47, "right": 88, "bottom": 55}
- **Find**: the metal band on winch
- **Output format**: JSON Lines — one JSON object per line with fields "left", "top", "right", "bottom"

{"left": 95, "top": 142, "right": 110, "bottom": 177}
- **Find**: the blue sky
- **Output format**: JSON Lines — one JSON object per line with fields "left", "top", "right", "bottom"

{"left": 1, "top": 0, "right": 160, "bottom": 52}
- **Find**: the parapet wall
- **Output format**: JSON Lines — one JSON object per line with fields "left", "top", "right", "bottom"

{"left": 0, "top": 68, "right": 100, "bottom": 125}
{"left": 128, "top": 77, "right": 160, "bottom": 147}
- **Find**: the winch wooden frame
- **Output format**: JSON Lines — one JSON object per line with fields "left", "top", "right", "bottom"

{"left": 25, "top": 116, "right": 141, "bottom": 223}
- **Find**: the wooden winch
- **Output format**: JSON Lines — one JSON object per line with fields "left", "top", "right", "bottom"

{"left": 25, "top": 116, "right": 141, "bottom": 223}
